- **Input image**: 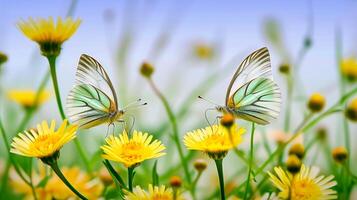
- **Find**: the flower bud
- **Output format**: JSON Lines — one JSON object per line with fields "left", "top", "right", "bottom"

{"left": 193, "top": 159, "right": 207, "bottom": 172}
{"left": 0, "top": 52, "right": 8, "bottom": 65}
{"left": 170, "top": 176, "right": 182, "bottom": 188}
{"left": 140, "top": 62, "right": 154, "bottom": 78}
{"left": 307, "top": 93, "right": 325, "bottom": 112}
{"left": 220, "top": 113, "right": 235, "bottom": 128}
{"left": 286, "top": 155, "right": 302, "bottom": 174}
{"left": 332, "top": 146, "right": 348, "bottom": 163}
{"left": 345, "top": 98, "right": 357, "bottom": 122}
{"left": 316, "top": 127, "right": 327, "bottom": 140}
{"left": 288, "top": 143, "right": 305, "bottom": 159}
{"left": 278, "top": 63, "right": 290, "bottom": 74}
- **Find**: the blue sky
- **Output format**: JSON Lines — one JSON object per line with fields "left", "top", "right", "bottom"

{"left": 1, "top": 0, "right": 357, "bottom": 103}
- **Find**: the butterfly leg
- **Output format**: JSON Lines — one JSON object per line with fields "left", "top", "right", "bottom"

{"left": 126, "top": 114, "right": 136, "bottom": 135}
{"left": 205, "top": 108, "right": 217, "bottom": 132}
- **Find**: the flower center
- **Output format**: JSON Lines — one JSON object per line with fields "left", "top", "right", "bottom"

{"left": 151, "top": 194, "right": 171, "bottom": 200}
{"left": 291, "top": 179, "right": 322, "bottom": 200}
{"left": 30, "top": 134, "right": 60, "bottom": 154}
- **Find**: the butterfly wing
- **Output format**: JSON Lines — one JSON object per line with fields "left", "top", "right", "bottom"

{"left": 225, "top": 47, "right": 272, "bottom": 105}
{"left": 228, "top": 78, "right": 281, "bottom": 125}
{"left": 66, "top": 54, "right": 118, "bottom": 128}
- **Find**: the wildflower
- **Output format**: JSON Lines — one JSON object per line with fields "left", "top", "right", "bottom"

{"left": 193, "top": 158, "right": 207, "bottom": 172}
{"left": 316, "top": 126, "right": 327, "bottom": 140}
{"left": 307, "top": 93, "right": 325, "bottom": 112}
{"left": 341, "top": 58, "right": 357, "bottom": 82}
{"left": 0, "top": 51, "right": 8, "bottom": 65}
{"left": 286, "top": 155, "right": 302, "bottom": 174}
{"left": 125, "top": 184, "right": 184, "bottom": 200}
{"left": 7, "top": 89, "right": 50, "bottom": 109}
{"left": 184, "top": 124, "right": 245, "bottom": 160}
{"left": 11, "top": 120, "right": 77, "bottom": 162}
{"left": 140, "top": 62, "right": 155, "bottom": 78}
{"left": 332, "top": 146, "right": 348, "bottom": 163}
{"left": 193, "top": 43, "right": 214, "bottom": 60}
{"left": 170, "top": 176, "right": 182, "bottom": 188}
{"left": 269, "top": 165, "right": 337, "bottom": 200}
{"left": 345, "top": 98, "right": 357, "bottom": 122}
{"left": 278, "top": 63, "right": 290, "bottom": 75}
{"left": 101, "top": 130, "right": 165, "bottom": 168}
{"left": 10, "top": 165, "right": 103, "bottom": 199}
{"left": 17, "top": 17, "right": 81, "bottom": 57}
{"left": 288, "top": 143, "right": 305, "bottom": 159}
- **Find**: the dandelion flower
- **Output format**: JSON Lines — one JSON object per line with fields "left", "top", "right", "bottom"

{"left": 17, "top": 17, "right": 81, "bottom": 56}
{"left": 7, "top": 89, "right": 50, "bottom": 108}
{"left": 101, "top": 130, "right": 166, "bottom": 168}
{"left": 10, "top": 165, "right": 103, "bottom": 200}
{"left": 184, "top": 124, "right": 245, "bottom": 159}
{"left": 11, "top": 120, "right": 77, "bottom": 160}
{"left": 125, "top": 184, "right": 184, "bottom": 200}
{"left": 268, "top": 165, "right": 337, "bottom": 200}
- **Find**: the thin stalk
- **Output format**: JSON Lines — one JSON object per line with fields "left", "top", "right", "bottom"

{"left": 28, "top": 161, "right": 38, "bottom": 200}
{"left": 50, "top": 161, "right": 88, "bottom": 199}
{"left": 47, "top": 56, "right": 66, "bottom": 119}
{"left": 147, "top": 78, "right": 192, "bottom": 184}
{"left": 284, "top": 76, "right": 293, "bottom": 132}
{"left": 127, "top": 167, "right": 134, "bottom": 192}
{"left": 214, "top": 159, "right": 225, "bottom": 200}
{"left": 46, "top": 56, "right": 92, "bottom": 174}
{"left": 243, "top": 123, "right": 255, "bottom": 200}
{"left": 191, "top": 171, "right": 202, "bottom": 200}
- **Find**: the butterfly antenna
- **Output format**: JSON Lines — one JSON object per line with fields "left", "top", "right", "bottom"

{"left": 124, "top": 102, "right": 148, "bottom": 111}
{"left": 123, "top": 98, "right": 143, "bottom": 110}
{"left": 198, "top": 96, "right": 220, "bottom": 107}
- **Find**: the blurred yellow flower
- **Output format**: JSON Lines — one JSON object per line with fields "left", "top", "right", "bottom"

{"left": 346, "top": 98, "right": 357, "bottom": 122}
{"left": 268, "top": 165, "right": 337, "bottom": 200}
{"left": 101, "top": 130, "right": 166, "bottom": 168}
{"left": 184, "top": 124, "right": 245, "bottom": 159}
{"left": 17, "top": 17, "right": 81, "bottom": 56}
{"left": 125, "top": 184, "right": 184, "bottom": 200}
{"left": 194, "top": 43, "right": 214, "bottom": 60}
{"left": 341, "top": 58, "right": 357, "bottom": 82}
{"left": 7, "top": 89, "right": 50, "bottom": 108}
{"left": 11, "top": 120, "right": 77, "bottom": 159}
{"left": 10, "top": 165, "right": 103, "bottom": 200}
{"left": 307, "top": 93, "right": 325, "bottom": 112}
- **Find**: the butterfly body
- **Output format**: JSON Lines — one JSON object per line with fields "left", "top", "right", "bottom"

{"left": 215, "top": 47, "right": 281, "bottom": 125}
{"left": 67, "top": 54, "right": 126, "bottom": 129}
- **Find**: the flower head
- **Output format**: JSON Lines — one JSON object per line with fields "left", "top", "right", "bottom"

{"left": 332, "top": 146, "right": 348, "bottom": 163}
{"left": 345, "top": 98, "right": 357, "bottom": 122}
{"left": 307, "top": 93, "right": 325, "bottom": 112}
{"left": 101, "top": 130, "right": 166, "bottom": 168}
{"left": 341, "top": 58, "right": 357, "bottom": 82}
{"left": 184, "top": 124, "right": 245, "bottom": 159}
{"left": 11, "top": 120, "right": 77, "bottom": 160}
{"left": 193, "top": 43, "right": 215, "bottom": 60}
{"left": 269, "top": 165, "right": 337, "bottom": 200}
{"left": 0, "top": 51, "right": 8, "bottom": 65}
{"left": 18, "top": 17, "right": 81, "bottom": 57}
{"left": 8, "top": 89, "right": 50, "bottom": 109}
{"left": 10, "top": 165, "right": 103, "bottom": 200}
{"left": 140, "top": 62, "right": 155, "bottom": 78}
{"left": 125, "top": 184, "right": 184, "bottom": 200}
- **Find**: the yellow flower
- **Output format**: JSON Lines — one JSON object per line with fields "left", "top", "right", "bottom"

{"left": 341, "top": 58, "right": 357, "bottom": 82}
{"left": 345, "top": 98, "right": 357, "bottom": 122}
{"left": 184, "top": 124, "right": 245, "bottom": 159}
{"left": 101, "top": 130, "right": 166, "bottom": 168}
{"left": 11, "top": 120, "right": 77, "bottom": 159}
{"left": 10, "top": 165, "right": 103, "bottom": 200}
{"left": 18, "top": 17, "right": 81, "bottom": 56}
{"left": 307, "top": 93, "right": 325, "bottom": 112}
{"left": 125, "top": 184, "right": 185, "bottom": 200}
{"left": 7, "top": 89, "right": 50, "bottom": 108}
{"left": 268, "top": 165, "right": 337, "bottom": 200}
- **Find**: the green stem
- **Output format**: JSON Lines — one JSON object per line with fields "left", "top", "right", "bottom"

{"left": 47, "top": 56, "right": 66, "bottom": 119}
{"left": 214, "top": 159, "right": 225, "bottom": 200}
{"left": 128, "top": 167, "right": 134, "bottom": 192}
{"left": 147, "top": 78, "right": 192, "bottom": 184}
{"left": 284, "top": 76, "right": 293, "bottom": 132}
{"left": 191, "top": 171, "right": 202, "bottom": 200}
{"left": 28, "top": 160, "right": 38, "bottom": 200}
{"left": 243, "top": 123, "right": 255, "bottom": 200}
{"left": 46, "top": 56, "right": 92, "bottom": 175}
{"left": 50, "top": 161, "right": 88, "bottom": 200}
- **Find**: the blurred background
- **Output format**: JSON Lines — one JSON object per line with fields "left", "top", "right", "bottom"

{"left": 1, "top": 0, "right": 357, "bottom": 198}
